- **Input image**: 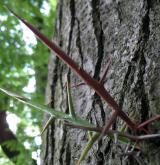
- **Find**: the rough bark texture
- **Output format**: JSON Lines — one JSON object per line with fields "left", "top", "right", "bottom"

{"left": 41, "top": 0, "right": 160, "bottom": 164}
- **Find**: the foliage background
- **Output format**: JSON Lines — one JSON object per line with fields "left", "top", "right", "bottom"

{"left": 0, "top": 0, "right": 57, "bottom": 164}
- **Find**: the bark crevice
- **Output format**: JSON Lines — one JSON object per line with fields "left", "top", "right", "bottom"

{"left": 67, "top": 0, "right": 75, "bottom": 54}
{"left": 76, "top": 18, "right": 84, "bottom": 68}
{"left": 65, "top": 143, "right": 71, "bottom": 165}
{"left": 91, "top": 0, "right": 104, "bottom": 80}
{"left": 59, "top": 127, "right": 67, "bottom": 165}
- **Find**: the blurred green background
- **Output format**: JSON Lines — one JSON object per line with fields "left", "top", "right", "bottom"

{"left": 0, "top": 0, "right": 57, "bottom": 164}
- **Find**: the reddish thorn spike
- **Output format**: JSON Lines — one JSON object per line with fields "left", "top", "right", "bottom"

{"left": 71, "top": 82, "right": 85, "bottom": 88}
{"left": 137, "top": 115, "right": 160, "bottom": 129}
{"left": 99, "top": 111, "right": 118, "bottom": 139}
{"left": 99, "top": 57, "right": 112, "bottom": 84}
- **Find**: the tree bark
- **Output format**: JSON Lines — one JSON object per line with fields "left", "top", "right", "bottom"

{"left": 41, "top": 0, "right": 160, "bottom": 164}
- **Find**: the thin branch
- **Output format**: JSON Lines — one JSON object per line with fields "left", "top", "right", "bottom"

{"left": 99, "top": 111, "right": 118, "bottom": 139}
{"left": 99, "top": 57, "right": 112, "bottom": 84}
{"left": 65, "top": 122, "right": 160, "bottom": 141}
{"left": 137, "top": 115, "right": 160, "bottom": 129}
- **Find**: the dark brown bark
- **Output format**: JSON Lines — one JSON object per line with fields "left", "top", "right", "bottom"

{"left": 41, "top": 0, "right": 160, "bottom": 164}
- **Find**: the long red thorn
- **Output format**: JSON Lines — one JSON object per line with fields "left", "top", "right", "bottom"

{"left": 6, "top": 6, "right": 136, "bottom": 130}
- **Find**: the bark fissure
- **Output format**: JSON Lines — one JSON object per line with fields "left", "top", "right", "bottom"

{"left": 45, "top": 0, "right": 64, "bottom": 162}
{"left": 67, "top": 0, "right": 75, "bottom": 54}
{"left": 90, "top": 0, "right": 106, "bottom": 126}
{"left": 43, "top": 57, "right": 59, "bottom": 164}
{"left": 59, "top": 1, "right": 76, "bottom": 162}
{"left": 89, "top": 1, "right": 108, "bottom": 164}
{"left": 91, "top": 0, "right": 104, "bottom": 80}
{"left": 96, "top": 140, "right": 105, "bottom": 165}
{"left": 142, "top": 0, "right": 150, "bottom": 41}
{"left": 98, "top": 98, "right": 106, "bottom": 125}
{"left": 76, "top": 18, "right": 84, "bottom": 68}
{"left": 58, "top": 72, "right": 68, "bottom": 164}
{"left": 136, "top": 55, "right": 149, "bottom": 123}
{"left": 132, "top": 0, "right": 151, "bottom": 122}
{"left": 59, "top": 127, "right": 67, "bottom": 165}
{"left": 119, "top": 64, "right": 134, "bottom": 110}
{"left": 50, "top": 123, "right": 55, "bottom": 164}
{"left": 56, "top": 0, "right": 63, "bottom": 44}
{"left": 51, "top": 58, "right": 59, "bottom": 107}
{"left": 50, "top": 58, "right": 59, "bottom": 164}
{"left": 65, "top": 143, "right": 71, "bottom": 165}
{"left": 87, "top": 94, "right": 106, "bottom": 127}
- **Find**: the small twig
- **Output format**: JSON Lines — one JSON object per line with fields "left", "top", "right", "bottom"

{"left": 64, "top": 121, "right": 101, "bottom": 132}
{"left": 99, "top": 111, "right": 118, "bottom": 139}
{"left": 64, "top": 122, "right": 160, "bottom": 141}
{"left": 71, "top": 82, "right": 85, "bottom": 88}
{"left": 99, "top": 57, "right": 112, "bottom": 84}
{"left": 137, "top": 115, "right": 160, "bottom": 129}
{"left": 40, "top": 116, "right": 54, "bottom": 135}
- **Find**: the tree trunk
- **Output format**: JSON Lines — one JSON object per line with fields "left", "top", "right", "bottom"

{"left": 41, "top": 0, "right": 160, "bottom": 164}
